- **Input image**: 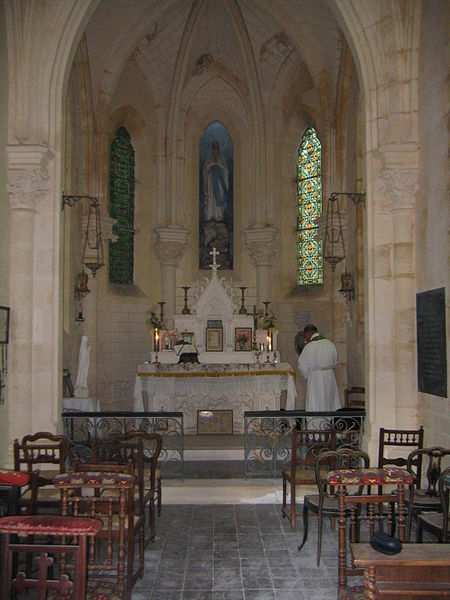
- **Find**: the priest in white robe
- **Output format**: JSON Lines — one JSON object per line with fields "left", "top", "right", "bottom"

{"left": 298, "top": 324, "right": 341, "bottom": 411}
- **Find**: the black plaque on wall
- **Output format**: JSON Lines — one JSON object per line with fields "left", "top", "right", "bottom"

{"left": 416, "top": 288, "right": 447, "bottom": 397}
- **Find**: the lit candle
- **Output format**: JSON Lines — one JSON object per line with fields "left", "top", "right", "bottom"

{"left": 155, "top": 328, "right": 159, "bottom": 351}
{"left": 267, "top": 335, "right": 271, "bottom": 352}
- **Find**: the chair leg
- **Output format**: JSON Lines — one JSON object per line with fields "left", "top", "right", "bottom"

{"left": 416, "top": 519, "right": 423, "bottom": 543}
{"left": 157, "top": 480, "right": 161, "bottom": 517}
{"left": 282, "top": 474, "right": 287, "bottom": 518}
{"left": 290, "top": 480, "right": 296, "bottom": 531}
{"left": 317, "top": 509, "right": 324, "bottom": 566}
{"left": 298, "top": 502, "right": 309, "bottom": 551}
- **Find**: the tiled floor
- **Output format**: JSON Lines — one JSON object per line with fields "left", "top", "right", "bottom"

{"left": 132, "top": 503, "right": 341, "bottom": 600}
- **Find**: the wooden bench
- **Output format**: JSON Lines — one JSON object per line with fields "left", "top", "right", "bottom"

{"left": 350, "top": 543, "right": 450, "bottom": 599}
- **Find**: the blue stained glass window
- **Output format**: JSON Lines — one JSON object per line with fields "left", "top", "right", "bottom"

{"left": 109, "top": 127, "right": 135, "bottom": 284}
{"left": 297, "top": 127, "right": 323, "bottom": 285}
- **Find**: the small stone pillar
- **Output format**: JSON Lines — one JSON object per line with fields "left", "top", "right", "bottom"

{"left": 154, "top": 227, "right": 189, "bottom": 328}
{"left": 243, "top": 226, "right": 278, "bottom": 307}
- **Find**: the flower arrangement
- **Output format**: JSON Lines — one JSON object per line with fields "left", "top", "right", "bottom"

{"left": 146, "top": 310, "right": 162, "bottom": 330}
{"left": 235, "top": 331, "right": 249, "bottom": 350}
{"left": 256, "top": 309, "right": 277, "bottom": 330}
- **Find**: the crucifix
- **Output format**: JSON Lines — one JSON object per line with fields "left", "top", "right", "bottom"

{"left": 209, "top": 247, "right": 220, "bottom": 272}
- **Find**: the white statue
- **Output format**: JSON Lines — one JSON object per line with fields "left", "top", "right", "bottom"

{"left": 74, "top": 335, "right": 90, "bottom": 398}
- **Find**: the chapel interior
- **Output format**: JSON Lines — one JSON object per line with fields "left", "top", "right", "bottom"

{"left": 0, "top": 0, "right": 448, "bottom": 466}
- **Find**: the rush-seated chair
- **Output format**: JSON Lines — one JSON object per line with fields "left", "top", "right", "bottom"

{"left": 282, "top": 428, "right": 336, "bottom": 531}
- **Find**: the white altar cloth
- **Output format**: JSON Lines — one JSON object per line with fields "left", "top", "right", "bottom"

{"left": 62, "top": 396, "right": 99, "bottom": 412}
{"left": 133, "top": 362, "right": 297, "bottom": 434}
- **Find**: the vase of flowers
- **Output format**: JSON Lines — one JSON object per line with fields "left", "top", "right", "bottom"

{"left": 145, "top": 310, "right": 162, "bottom": 330}
{"left": 235, "top": 331, "right": 249, "bottom": 351}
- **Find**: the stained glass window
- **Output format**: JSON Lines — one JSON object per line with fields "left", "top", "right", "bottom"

{"left": 109, "top": 127, "right": 135, "bottom": 284}
{"left": 297, "top": 127, "right": 323, "bottom": 285}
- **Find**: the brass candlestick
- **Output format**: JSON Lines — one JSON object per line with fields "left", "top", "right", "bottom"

{"left": 181, "top": 287, "right": 190, "bottom": 314}
{"left": 263, "top": 300, "right": 271, "bottom": 317}
{"left": 239, "top": 286, "right": 247, "bottom": 314}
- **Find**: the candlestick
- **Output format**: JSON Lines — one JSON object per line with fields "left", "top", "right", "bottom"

{"left": 263, "top": 300, "right": 270, "bottom": 316}
{"left": 158, "top": 301, "right": 166, "bottom": 328}
{"left": 181, "top": 287, "right": 190, "bottom": 314}
{"left": 239, "top": 286, "right": 247, "bottom": 314}
{"left": 154, "top": 327, "right": 160, "bottom": 352}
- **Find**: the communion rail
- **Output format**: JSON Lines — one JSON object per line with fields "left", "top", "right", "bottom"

{"left": 244, "top": 409, "right": 366, "bottom": 478}
{"left": 62, "top": 411, "right": 184, "bottom": 478}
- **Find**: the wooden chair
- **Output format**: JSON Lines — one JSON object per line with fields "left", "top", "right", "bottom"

{"left": 329, "top": 466, "right": 413, "bottom": 598}
{"left": 0, "top": 514, "right": 102, "bottom": 600}
{"left": 416, "top": 466, "right": 450, "bottom": 543}
{"left": 282, "top": 428, "right": 336, "bottom": 531}
{"left": 54, "top": 467, "right": 144, "bottom": 600}
{"left": 406, "top": 446, "right": 450, "bottom": 540}
{"left": 298, "top": 447, "right": 370, "bottom": 566}
{"left": 0, "top": 470, "right": 31, "bottom": 516}
{"left": 344, "top": 386, "right": 365, "bottom": 408}
{"left": 13, "top": 432, "right": 70, "bottom": 514}
{"left": 93, "top": 432, "right": 162, "bottom": 542}
{"left": 113, "top": 432, "right": 163, "bottom": 541}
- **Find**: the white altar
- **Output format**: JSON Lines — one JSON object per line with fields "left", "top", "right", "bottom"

{"left": 133, "top": 362, "right": 297, "bottom": 434}
{"left": 140, "top": 248, "right": 293, "bottom": 433}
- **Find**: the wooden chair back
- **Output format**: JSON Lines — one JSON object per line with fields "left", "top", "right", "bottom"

{"left": 406, "top": 445, "right": 449, "bottom": 494}
{"left": 13, "top": 432, "right": 70, "bottom": 513}
{"left": 378, "top": 426, "right": 424, "bottom": 480}
{"left": 290, "top": 428, "right": 337, "bottom": 485}
{"left": 344, "top": 386, "right": 365, "bottom": 408}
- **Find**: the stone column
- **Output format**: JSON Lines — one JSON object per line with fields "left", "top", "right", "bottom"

{"left": 243, "top": 226, "right": 278, "bottom": 307}
{"left": 7, "top": 159, "right": 49, "bottom": 443}
{"left": 154, "top": 227, "right": 189, "bottom": 328}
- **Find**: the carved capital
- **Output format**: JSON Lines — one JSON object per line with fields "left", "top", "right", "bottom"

{"left": 8, "top": 167, "right": 50, "bottom": 211}
{"left": 155, "top": 240, "right": 186, "bottom": 266}
{"left": 379, "top": 168, "right": 417, "bottom": 212}
{"left": 154, "top": 227, "right": 189, "bottom": 266}
{"left": 243, "top": 226, "right": 278, "bottom": 267}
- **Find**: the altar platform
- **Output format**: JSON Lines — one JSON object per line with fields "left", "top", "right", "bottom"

{"left": 134, "top": 361, "right": 297, "bottom": 434}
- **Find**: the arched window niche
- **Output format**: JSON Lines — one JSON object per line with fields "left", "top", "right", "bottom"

{"left": 199, "top": 121, "right": 234, "bottom": 270}
{"left": 109, "top": 127, "right": 135, "bottom": 284}
{"left": 296, "top": 127, "right": 323, "bottom": 286}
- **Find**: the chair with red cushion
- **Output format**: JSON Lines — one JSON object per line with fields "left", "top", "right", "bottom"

{"left": 0, "top": 470, "right": 30, "bottom": 516}
{"left": 0, "top": 514, "right": 102, "bottom": 600}
{"left": 55, "top": 468, "right": 144, "bottom": 599}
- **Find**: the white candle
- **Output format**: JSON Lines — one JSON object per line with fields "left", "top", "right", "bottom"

{"left": 267, "top": 335, "right": 271, "bottom": 352}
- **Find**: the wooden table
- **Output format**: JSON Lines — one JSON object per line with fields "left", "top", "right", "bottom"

{"left": 351, "top": 543, "right": 450, "bottom": 599}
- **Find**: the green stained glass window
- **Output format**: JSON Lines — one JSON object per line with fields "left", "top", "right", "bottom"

{"left": 297, "top": 127, "right": 323, "bottom": 285}
{"left": 109, "top": 127, "right": 135, "bottom": 284}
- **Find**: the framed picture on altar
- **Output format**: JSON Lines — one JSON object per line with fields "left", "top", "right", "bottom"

{"left": 181, "top": 332, "right": 194, "bottom": 345}
{"left": 234, "top": 327, "right": 252, "bottom": 351}
{"left": 206, "top": 327, "right": 223, "bottom": 351}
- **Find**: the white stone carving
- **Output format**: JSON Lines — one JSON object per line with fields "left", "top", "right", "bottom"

{"left": 8, "top": 167, "right": 49, "bottom": 211}
{"left": 380, "top": 168, "right": 418, "bottom": 212}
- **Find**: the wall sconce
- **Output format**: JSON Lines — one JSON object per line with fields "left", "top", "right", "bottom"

{"left": 323, "top": 191, "right": 365, "bottom": 271}
{"left": 62, "top": 193, "right": 105, "bottom": 278}
{"left": 74, "top": 271, "right": 90, "bottom": 301}
{"left": 339, "top": 269, "right": 354, "bottom": 301}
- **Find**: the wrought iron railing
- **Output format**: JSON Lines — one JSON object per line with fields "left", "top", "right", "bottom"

{"left": 62, "top": 411, "right": 184, "bottom": 478}
{"left": 244, "top": 409, "right": 366, "bottom": 477}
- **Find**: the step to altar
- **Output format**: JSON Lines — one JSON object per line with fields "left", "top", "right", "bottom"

{"left": 184, "top": 434, "right": 244, "bottom": 461}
